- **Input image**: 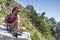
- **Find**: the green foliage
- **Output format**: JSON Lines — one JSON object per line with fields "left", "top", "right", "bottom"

{"left": 26, "top": 5, "right": 34, "bottom": 11}
{"left": 40, "top": 12, "right": 45, "bottom": 19}
{"left": 25, "top": 5, "right": 56, "bottom": 40}
{"left": 50, "top": 17, "right": 56, "bottom": 24}
{"left": 0, "top": 0, "right": 6, "bottom": 3}
{"left": 0, "top": 21, "right": 3, "bottom": 25}
{"left": 0, "top": 9, "right": 9, "bottom": 17}
{"left": 57, "top": 21, "right": 60, "bottom": 26}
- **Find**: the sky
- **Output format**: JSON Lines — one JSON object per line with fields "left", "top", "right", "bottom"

{"left": 15, "top": 0, "right": 60, "bottom": 22}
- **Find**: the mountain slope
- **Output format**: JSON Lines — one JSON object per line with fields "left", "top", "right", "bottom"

{"left": 0, "top": 0, "right": 56, "bottom": 40}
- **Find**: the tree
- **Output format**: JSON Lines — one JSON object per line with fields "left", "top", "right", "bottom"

{"left": 6, "top": 0, "right": 14, "bottom": 6}
{"left": 58, "top": 21, "right": 60, "bottom": 25}
{"left": 50, "top": 17, "right": 56, "bottom": 24}
{"left": 0, "top": 0, "right": 7, "bottom": 3}
{"left": 26, "top": 5, "right": 34, "bottom": 11}
{"left": 40, "top": 12, "right": 45, "bottom": 19}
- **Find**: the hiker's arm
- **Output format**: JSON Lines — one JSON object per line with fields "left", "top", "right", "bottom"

{"left": 16, "top": 15, "right": 21, "bottom": 27}
{"left": 16, "top": 15, "right": 21, "bottom": 28}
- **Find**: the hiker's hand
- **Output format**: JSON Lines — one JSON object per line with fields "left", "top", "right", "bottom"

{"left": 18, "top": 27, "right": 26, "bottom": 33}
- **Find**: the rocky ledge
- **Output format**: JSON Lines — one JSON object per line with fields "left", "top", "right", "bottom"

{"left": 0, "top": 25, "right": 31, "bottom": 40}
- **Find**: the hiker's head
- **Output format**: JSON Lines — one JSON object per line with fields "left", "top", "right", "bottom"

{"left": 12, "top": 6, "right": 21, "bottom": 16}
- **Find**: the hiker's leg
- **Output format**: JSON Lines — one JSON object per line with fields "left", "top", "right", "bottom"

{"left": 7, "top": 24, "right": 14, "bottom": 32}
{"left": 6, "top": 23, "right": 10, "bottom": 31}
{"left": 11, "top": 20, "right": 18, "bottom": 30}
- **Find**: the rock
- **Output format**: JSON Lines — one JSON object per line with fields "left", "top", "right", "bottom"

{"left": 0, "top": 25, "right": 31, "bottom": 40}
{"left": 0, "top": 17, "right": 5, "bottom": 21}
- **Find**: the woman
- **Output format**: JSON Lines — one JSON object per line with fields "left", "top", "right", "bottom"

{"left": 4, "top": 6, "right": 25, "bottom": 33}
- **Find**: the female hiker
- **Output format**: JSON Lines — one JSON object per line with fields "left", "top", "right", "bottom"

{"left": 4, "top": 6, "right": 26, "bottom": 33}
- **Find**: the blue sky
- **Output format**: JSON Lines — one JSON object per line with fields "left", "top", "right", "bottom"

{"left": 15, "top": 0, "right": 60, "bottom": 22}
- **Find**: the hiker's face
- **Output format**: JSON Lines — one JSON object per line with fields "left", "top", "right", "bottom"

{"left": 13, "top": 8, "right": 20, "bottom": 15}
{"left": 13, "top": 10, "right": 18, "bottom": 15}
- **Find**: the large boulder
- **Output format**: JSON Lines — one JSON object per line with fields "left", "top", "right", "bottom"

{"left": 0, "top": 25, "right": 31, "bottom": 40}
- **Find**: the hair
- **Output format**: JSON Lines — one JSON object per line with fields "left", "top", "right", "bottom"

{"left": 12, "top": 6, "right": 21, "bottom": 16}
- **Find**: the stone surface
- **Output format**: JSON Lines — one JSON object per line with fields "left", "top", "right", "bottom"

{"left": 0, "top": 25, "right": 31, "bottom": 40}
